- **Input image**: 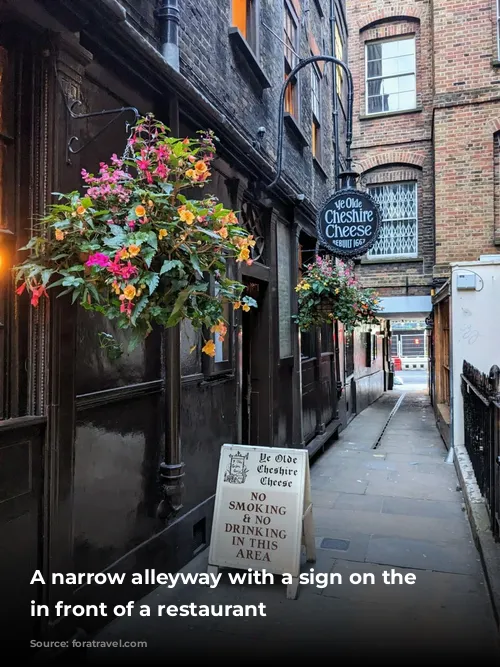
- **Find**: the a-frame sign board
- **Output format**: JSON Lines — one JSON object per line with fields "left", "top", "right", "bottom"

{"left": 207, "top": 444, "right": 315, "bottom": 600}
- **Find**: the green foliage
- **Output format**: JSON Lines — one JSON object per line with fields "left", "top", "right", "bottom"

{"left": 292, "top": 255, "right": 381, "bottom": 331}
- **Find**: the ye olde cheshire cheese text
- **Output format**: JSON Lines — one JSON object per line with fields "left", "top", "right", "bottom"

{"left": 223, "top": 452, "right": 299, "bottom": 563}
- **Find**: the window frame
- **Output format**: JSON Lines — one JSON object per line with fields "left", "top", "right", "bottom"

{"left": 365, "top": 35, "right": 416, "bottom": 116}
{"left": 334, "top": 23, "right": 344, "bottom": 99}
{"left": 311, "top": 61, "right": 322, "bottom": 161}
{"left": 202, "top": 274, "right": 234, "bottom": 377}
{"left": 497, "top": 0, "right": 500, "bottom": 59}
{"left": 367, "top": 181, "right": 418, "bottom": 259}
{"left": 284, "top": 0, "right": 300, "bottom": 120}
{"left": 231, "top": 0, "right": 259, "bottom": 56}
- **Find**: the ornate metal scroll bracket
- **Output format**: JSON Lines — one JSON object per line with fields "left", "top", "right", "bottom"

{"left": 55, "top": 65, "right": 139, "bottom": 165}
{"left": 66, "top": 100, "right": 139, "bottom": 161}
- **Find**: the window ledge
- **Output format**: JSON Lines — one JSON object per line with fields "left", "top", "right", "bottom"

{"left": 284, "top": 112, "right": 308, "bottom": 148}
{"left": 360, "top": 256, "right": 423, "bottom": 265}
{"left": 492, "top": 59, "right": 500, "bottom": 68}
{"left": 313, "top": 156, "right": 329, "bottom": 179}
{"left": 360, "top": 106, "right": 423, "bottom": 121}
{"left": 228, "top": 27, "right": 271, "bottom": 89}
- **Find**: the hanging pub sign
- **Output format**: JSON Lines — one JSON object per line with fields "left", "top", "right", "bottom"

{"left": 317, "top": 187, "right": 382, "bottom": 259}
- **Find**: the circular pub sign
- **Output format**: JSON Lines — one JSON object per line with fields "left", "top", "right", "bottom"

{"left": 317, "top": 189, "right": 382, "bottom": 258}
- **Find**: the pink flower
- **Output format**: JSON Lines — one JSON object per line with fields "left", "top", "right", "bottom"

{"left": 85, "top": 252, "right": 111, "bottom": 268}
{"left": 155, "top": 163, "right": 169, "bottom": 179}
{"left": 110, "top": 153, "right": 123, "bottom": 166}
{"left": 137, "top": 159, "right": 151, "bottom": 171}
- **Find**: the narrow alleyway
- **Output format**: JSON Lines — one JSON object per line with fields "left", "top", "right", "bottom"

{"left": 89, "top": 389, "right": 499, "bottom": 662}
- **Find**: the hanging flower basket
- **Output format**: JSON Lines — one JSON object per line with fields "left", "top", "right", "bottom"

{"left": 292, "top": 255, "right": 381, "bottom": 331}
{"left": 13, "top": 114, "right": 257, "bottom": 356}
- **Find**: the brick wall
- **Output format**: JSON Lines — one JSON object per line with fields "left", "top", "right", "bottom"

{"left": 432, "top": 0, "right": 500, "bottom": 274}
{"left": 179, "top": 0, "right": 343, "bottom": 210}
{"left": 346, "top": 0, "right": 434, "bottom": 297}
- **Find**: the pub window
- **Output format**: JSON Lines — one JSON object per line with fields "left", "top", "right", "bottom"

{"left": 231, "top": 0, "right": 258, "bottom": 54}
{"left": 366, "top": 36, "right": 416, "bottom": 115}
{"left": 202, "top": 278, "right": 233, "bottom": 377}
{"left": 277, "top": 220, "right": 292, "bottom": 358}
{"left": 284, "top": 1, "right": 299, "bottom": 119}
{"left": 335, "top": 24, "right": 344, "bottom": 98}
{"left": 311, "top": 63, "right": 322, "bottom": 161}
{"left": 365, "top": 332, "right": 372, "bottom": 367}
{"left": 367, "top": 182, "right": 417, "bottom": 258}
{"left": 344, "top": 329, "right": 354, "bottom": 377}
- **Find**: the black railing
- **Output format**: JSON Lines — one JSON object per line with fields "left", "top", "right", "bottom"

{"left": 461, "top": 361, "right": 500, "bottom": 540}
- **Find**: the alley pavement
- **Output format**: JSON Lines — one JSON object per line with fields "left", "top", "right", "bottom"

{"left": 88, "top": 389, "right": 500, "bottom": 663}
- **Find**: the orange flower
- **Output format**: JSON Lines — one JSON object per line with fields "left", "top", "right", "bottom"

{"left": 194, "top": 160, "right": 208, "bottom": 174}
{"left": 237, "top": 247, "right": 250, "bottom": 262}
{"left": 122, "top": 284, "right": 136, "bottom": 300}
{"left": 211, "top": 321, "right": 227, "bottom": 337}
{"left": 135, "top": 205, "right": 146, "bottom": 217}
{"left": 227, "top": 211, "right": 238, "bottom": 224}
{"left": 217, "top": 226, "right": 228, "bottom": 239}
{"left": 148, "top": 200, "right": 154, "bottom": 208}
{"left": 233, "top": 301, "right": 241, "bottom": 310}
{"left": 202, "top": 339, "right": 216, "bottom": 357}
{"left": 119, "top": 248, "right": 130, "bottom": 259}
{"left": 76, "top": 205, "right": 86, "bottom": 215}
{"left": 55, "top": 229, "right": 65, "bottom": 241}
{"left": 111, "top": 281, "right": 121, "bottom": 295}
{"left": 178, "top": 207, "right": 195, "bottom": 225}
{"left": 128, "top": 244, "right": 141, "bottom": 257}
{"left": 185, "top": 169, "right": 195, "bottom": 179}
{"left": 182, "top": 138, "right": 190, "bottom": 145}
{"left": 242, "top": 304, "right": 250, "bottom": 312}
{"left": 188, "top": 155, "right": 196, "bottom": 163}
{"left": 247, "top": 235, "right": 256, "bottom": 247}
{"left": 158, "top": 228, "right": 168, "bottom": 240}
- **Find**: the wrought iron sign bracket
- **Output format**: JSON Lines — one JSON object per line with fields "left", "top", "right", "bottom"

{"left": 65, "top": 101, "right": 140, "bottom": 165}
{"left": 55, "top": 69, "right": 139, "bottom": 164}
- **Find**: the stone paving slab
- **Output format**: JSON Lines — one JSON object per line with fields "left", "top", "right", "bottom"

{"left": 88, "top": 390, "right": 500, "bottom": 662}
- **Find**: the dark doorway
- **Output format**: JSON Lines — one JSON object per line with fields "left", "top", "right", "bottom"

{"left": 241, "top": 278, "right": 269, "bottom": 446}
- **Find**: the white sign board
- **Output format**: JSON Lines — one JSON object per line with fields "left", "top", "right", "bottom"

{"left": 208, "top": 444, "right": 315, "bottom": 597}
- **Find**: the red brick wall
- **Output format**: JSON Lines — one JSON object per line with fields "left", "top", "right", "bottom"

{"left": 347, "top": 0, "right": 434, "bottom": 297}
{"left": 432, "top": 0, "right": 500, "bottom": 273}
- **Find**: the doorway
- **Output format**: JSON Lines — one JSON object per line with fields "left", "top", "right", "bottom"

{"left": 241, "top": 277, "right": 270, "bottom": 446}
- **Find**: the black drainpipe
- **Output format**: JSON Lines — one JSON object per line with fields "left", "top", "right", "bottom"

{"left": 156, "top": 0, "right": 184, "bottom": 521}
{"left": 156, "top": 0, "right": 180, "bottom": 71}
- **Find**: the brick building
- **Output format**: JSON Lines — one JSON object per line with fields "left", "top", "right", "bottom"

{"left": 346, "top": 0, "right": 500, "bottom": 444}
{"left": 0, "top": 0, "right": 389, "bottom": 651}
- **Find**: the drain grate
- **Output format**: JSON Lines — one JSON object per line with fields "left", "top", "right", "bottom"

{"left": 320, "top": 538, "right": 350, "bottom": 551}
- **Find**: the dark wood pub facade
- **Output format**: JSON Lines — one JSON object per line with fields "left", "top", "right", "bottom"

{"left": 0, "top": 0, "right": 352, "bottom": 648}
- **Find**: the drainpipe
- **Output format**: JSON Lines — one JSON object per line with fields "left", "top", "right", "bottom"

{"left": 330, "top": 0, "right": 340, "bottom": 190}
{"left": 156, "top": 0, "right": 180, "bottom": 71}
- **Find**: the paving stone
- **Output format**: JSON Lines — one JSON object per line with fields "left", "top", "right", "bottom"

{"left": 333, "top": 492, "right": 384, "bottom": 513}
{"left": 365, "top": 534, "right": 481, "bottom": 575}
{"left": 381, "top": 496, "right": 465, "bottom": 520}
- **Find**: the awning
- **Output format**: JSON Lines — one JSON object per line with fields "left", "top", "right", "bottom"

{"left": 378, "top": 295, "right": 432, "bottom": 319}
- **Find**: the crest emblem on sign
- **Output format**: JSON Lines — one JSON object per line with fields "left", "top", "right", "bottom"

{"left": 224, "top": 451, "right": 249, "bottom": 484}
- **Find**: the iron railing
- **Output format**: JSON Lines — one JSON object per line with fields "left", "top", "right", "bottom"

{"left": 461, "top": 361, "right": 500, "bottom": 540}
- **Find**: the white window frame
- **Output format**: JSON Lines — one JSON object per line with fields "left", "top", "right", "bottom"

{"left": 365, "top": 36, "right": 416, "bottom": 116}
{"left": 497, "top": 0, "right": 500, "bottom": 59}
{"left": 367, "top": 181, "right": 418, "bottom": 259}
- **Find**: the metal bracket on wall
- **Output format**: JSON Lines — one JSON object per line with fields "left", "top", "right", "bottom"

{"left": 55, "top": 66, "right": 139, "bottom": 165}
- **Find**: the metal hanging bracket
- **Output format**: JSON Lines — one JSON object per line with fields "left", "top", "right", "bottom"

{"left": 66, "top": 100, "right": 140, "bottom": 161}
{"left": 55, "top": 65, "right": 139, "bottom": 165}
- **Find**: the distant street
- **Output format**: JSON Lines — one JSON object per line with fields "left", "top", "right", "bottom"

{"left": 395, "top": 370, "right": 429, "bottom": 392}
